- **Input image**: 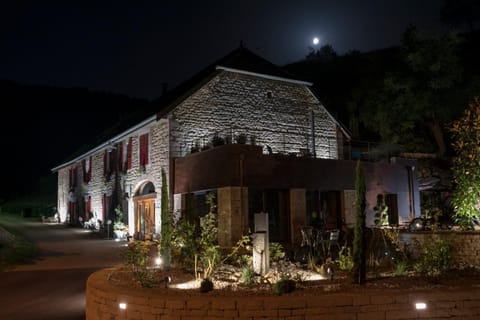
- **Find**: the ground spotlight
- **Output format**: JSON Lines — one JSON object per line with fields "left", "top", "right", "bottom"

{"left": 415, "top": 302, "right": 427, "bottom": 310}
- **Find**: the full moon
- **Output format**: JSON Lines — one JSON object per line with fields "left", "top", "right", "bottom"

{"left": 312, "top": 37, "right": 319, "bottom": 45}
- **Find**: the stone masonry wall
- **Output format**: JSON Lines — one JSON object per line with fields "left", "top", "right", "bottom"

{"left": 87, "top": 268, "right": 480, "bottom": 320}
{"left": 58, "top": 70, "right": 342, "bottom": 232}
{"left": 57, "top": 119, "right": 170, "bottom": 235}
{"left": 57, "top": 168, "right": 69, "bottom": 222}
{"left": 169, "top": 71, "right": 339, "bottom": 159}
{"left": 400, "top": 231, "right": 480, "bottom": 267}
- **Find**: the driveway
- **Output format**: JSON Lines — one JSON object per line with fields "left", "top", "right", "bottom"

{"left": 0, "top": 218, "right": 125, "bottom": 320}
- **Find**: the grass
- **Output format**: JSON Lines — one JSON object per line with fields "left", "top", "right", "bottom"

{"left": 0, "top": 213, "right": 37, "bottom": 270}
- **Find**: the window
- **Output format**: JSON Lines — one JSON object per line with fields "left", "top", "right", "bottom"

{"left": 102, "top": 194, "right": 106, "bottom": 222}
{"left": 117, "top": 142, "right": 125, "bottom": 172}
{"left": 103, "top": 151, "right": 110, "bottom": 177}
{"left": 88, "top": 156, "right": 92, "bottom": 181}
{"left": 104, "top": 150, "right": 115, "bottom": 178}
{"left": 82, "top": 157, "right": 92, "bottom": 183}
{"left": 68, "top": 169, "right": 73, "bottom": 190}
{"left": 102, "top": 194, "right": 111, "bottom": 222}
{"left": 139, "top": 133, "right": 149, "bottom": 167}
{"left": 69, "top": 167, "right": 77, "bottom": 190}
{"left": 85, "top": 196, "right": 92, "bottom": 220}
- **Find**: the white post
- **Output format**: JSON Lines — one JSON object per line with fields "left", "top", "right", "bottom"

{"left": 253, "top": 213, "right": 269, "bottom": 275}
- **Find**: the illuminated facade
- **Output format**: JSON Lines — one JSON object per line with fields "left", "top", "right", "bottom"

{"left": 52, "top": 46, "right": 420, "bottom": 244}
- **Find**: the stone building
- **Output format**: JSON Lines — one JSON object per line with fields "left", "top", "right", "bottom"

{"left": 52, "top": 46, "right": 420, "bottom": 246}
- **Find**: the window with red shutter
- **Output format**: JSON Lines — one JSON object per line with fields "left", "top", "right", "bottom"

{"left": 85, "top": 196, "right": 92, "bottom": 220}
{"left": 103, "top": 151, "right": 108, "bottom": 177}
{"left": 82, "top": 159, "right": 87, "bottom": 183}
{"left": 109, "top": 149, "right": 115, "bottom": 173}
{"left": 139, "top": 133, "right": 149, "bottom": 167}
{"left": 118, "top": 143, "right": 124, "bottom": 172}
{"left": 73, "top": 167, "right": 78, "bottom": 188}
{"left": 127, "top": 137, "right": 132, "bottom": 170}
{"left": 102, "top": 194, "right": 106, "bottom": 222}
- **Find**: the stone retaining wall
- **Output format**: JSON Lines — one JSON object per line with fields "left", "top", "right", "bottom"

{"left": 87, "top": 268, "right": 480, "bottom": 320}
{"left": 399, "top": 231, "right": 480, "bottom": 267}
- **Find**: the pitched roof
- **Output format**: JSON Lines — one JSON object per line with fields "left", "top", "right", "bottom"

{"left": 52, "top": 45, "right": 346, "bottom": 171}
{"left": 154, "top": 44, "right": 310, "bottom": 118}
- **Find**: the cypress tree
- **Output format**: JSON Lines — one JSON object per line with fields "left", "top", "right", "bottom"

{"left": 352, "top": 160, "right": 366, "bottom": 284}
{"left": 160, "top": 168, "right": 172, "bottom": 268}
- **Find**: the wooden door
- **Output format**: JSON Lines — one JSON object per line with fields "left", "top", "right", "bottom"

{"left": 135, "top": 198, "right": 155, "bottom": 240}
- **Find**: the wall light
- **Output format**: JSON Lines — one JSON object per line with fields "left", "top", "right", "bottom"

{"left": 415, "top": 302, "right": 427, "bottom": 310}
{"left": 119, "top": 302, "right": 127, "bottom": 310}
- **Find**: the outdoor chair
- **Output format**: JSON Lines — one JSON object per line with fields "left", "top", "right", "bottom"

{"left": 300, "top": 226, "right": 315, "bottom": 247}
{"left": 327, "top": 229, "right": 341, "bottom": 257}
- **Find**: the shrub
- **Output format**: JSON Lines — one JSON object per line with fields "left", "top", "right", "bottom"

{"left": 211, "top": 134, "right": 225, "bottom": 147}
{"left": 240, "top": 267, "right": 256, "bottom": 285}
{"left": 200, "top": 278, "right": 214, "bottom": 293}
{"left": 171, "top": 218, "right": 199, "bottom": 270}
{"left": 199, "top": 193, "right": 221, "bottom": 278}
{"left": 113, "top": 206, "right": 126, "bottom": 231}
{"left": 123, "top": 240, "right": 157, "bottom": 287}
{"left": 393, "top": 260, "right": 408, "bottom": 276}
{"left": 272, "top": 277, "right": 296, "bottom": 295}
{"left": 413, "top": 237, "right": 452, "bottom": 276}
{"left": 336, "top": 245, "right": 354, "bottom": 271}
{"left": 236, "top": 133, "right": 247, "bottom": 144}
{"left": 269, "top": 242, "right": 285, "bottom": 263}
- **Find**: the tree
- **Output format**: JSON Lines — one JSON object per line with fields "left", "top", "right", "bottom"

{"left": 160, "top": 168, "right": 172, "bottom": 268}
{"left": 361, "top": 26, "right": 463, "bottom": 155}
{"left": 449, "top": 97, "right": 480, "bottom": 230}
{"left": 307, "top": 44, "right": 338, "bottom": 63}
{"left": 352, "top": 160, "right": 366, "bottom": 284}
{"left": 442, "top": 0, "right": 480, "bottom": 32}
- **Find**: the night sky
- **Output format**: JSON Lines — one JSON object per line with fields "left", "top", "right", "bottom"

{"left": 2, "top": 0, "right": 447, "bottom": 99}
{"left": 0, "top": 0, "right": 449, "bottom": 200}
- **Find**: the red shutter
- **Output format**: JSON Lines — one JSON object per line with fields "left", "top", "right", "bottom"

{"left": 82, "top": 159, "right": 86, "bottom": 183}
{"left": 144, "top": 133, "right": 149, "bottom": 165}
{"left": 118, "top": 143, "right": 123, "bottom": 172}
{"left": 86, "top": 196, "right": 91, "bottom": 219}
{"left": 109, "top": 149, "right": 115, "bottom": 173}
{"left": 139, "top": 133, "right": 149, "bottom": 166}
{"left": 102, "top": 194, "right": 106, "bottom": 222}
{"left": 73, "top": 168, "right": 78, "bottom": 188}
{"left": 127, "top": 137, "right": 132, "bottom": 169}
{"left": 103, "top": 151, "right": 107, "bottom": 176}
{"left": 139, "top": 135, "right": 144, "bottom": 166}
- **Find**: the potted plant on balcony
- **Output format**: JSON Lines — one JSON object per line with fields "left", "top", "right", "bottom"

{"left": 236, "top": 133, "right": 247, "bottom": 144}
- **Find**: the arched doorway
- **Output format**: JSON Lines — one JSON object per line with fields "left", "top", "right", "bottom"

{"left": 133, "top": 181, "right": 156, "bottom": 240}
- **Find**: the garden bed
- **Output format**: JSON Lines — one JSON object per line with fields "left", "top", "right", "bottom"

{"left": 87, "top": 267, "right": 480, "bottom": 320}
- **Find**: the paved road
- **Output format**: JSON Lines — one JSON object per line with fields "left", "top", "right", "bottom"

{"left": 0, "top": 219, "right": 125, "bottom": 320}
